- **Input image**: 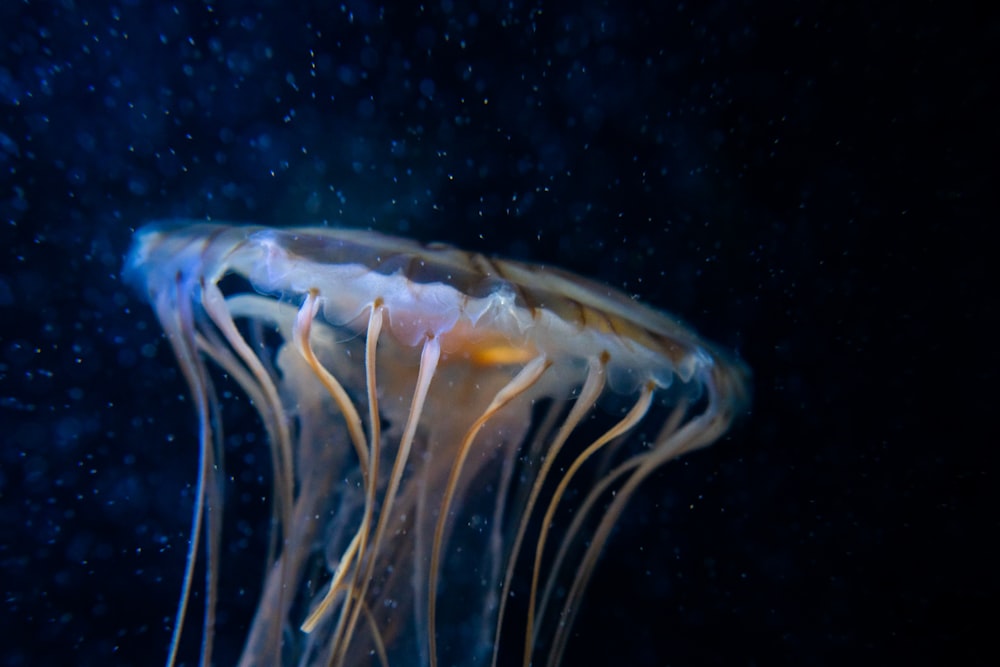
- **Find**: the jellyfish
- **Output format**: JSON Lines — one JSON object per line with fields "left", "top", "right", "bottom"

{"left": 124, "top": 222, "right": 749, "bottom": 667}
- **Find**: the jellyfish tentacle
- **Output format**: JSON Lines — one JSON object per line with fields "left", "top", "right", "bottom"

{"left": 333, "top": 333, "right": 441, "bottom": 667}
{"left": 360, "top": 596, "right": 391, "bottom": 667}
{"left": 200, "top": 373, "right": 224, "bottom": 667}
{"left": 300, "top": 528, "right": 361, "bottom": 634}
{"left": 291, "top": 288, "right": 365, "bottom": 637}
{"left": 492, "top": 353, "right": 607, "bottom": 667}
{"left": 156, "top": 276, "right": 216, "bottom": 667}
{"left": 357, "top": 297, "right": 385, "bottom": 618}
{"left": 427, "top": 353, "right": 552, "bottom": 667}
{"left": 536, "top": 398, "right": 689, "bottom": 630}
{"left": 293, "top": 288, "right": 370, "bottom": 477}
{"left": 195, "top": 313, "right": 291, "bottom": 619}
{"left": 363, "top": 300, "right": 386, "bottom": 492}
{"left": 525, "top": 380, "right": 655, "bottom": 666}
{"left": 201, "top": 280, "right": 295, "bottom": 549}
{"left": 548, "top": 382, "right": 733, "bottom": 666}
{"left": 299, "top": 298, "right": 386, "bottom": 639}
{"left": 201, "top": 278, "right": 300, "bottom": 664}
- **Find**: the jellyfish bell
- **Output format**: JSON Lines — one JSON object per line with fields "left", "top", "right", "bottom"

{"left": 124, "top": 221, "right": 749, "bottom": 667}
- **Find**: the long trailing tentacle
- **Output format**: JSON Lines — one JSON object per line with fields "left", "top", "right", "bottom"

{"left": 535, "top": 399, "right": 688, "bottom": 631}
{"left": 297, "top": 295, "right": 385, "bottom": 639}
{"left": 524, "top": 380, "right": 654, "bottom": 667}
{"left": 428, "top": 354, "right": 551, "bottom": 667}
{"left": 547, "top": 381, "right": 735, "bottom": 667}
{"left": 156, "top": 275, "right": 214, "bottom": 667}
{"left": 199, "top": 279, "right": 297, "bottom": 665}
{"left": 332, "top": 332, "right": 441, "bottom": 667}
{"left": 491, "top": 352, "right": 607, "bottom": 667}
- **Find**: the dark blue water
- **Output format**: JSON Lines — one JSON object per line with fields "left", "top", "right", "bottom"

{"left": 1, "top": 1, "right": 993, "bottom": 665}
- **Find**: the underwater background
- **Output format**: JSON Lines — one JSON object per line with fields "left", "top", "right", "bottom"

{"left": 1, "top": 0, "right": 994, "bottom": 665}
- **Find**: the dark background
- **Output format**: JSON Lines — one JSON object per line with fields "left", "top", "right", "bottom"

{"left": 1, "top": 0, "right": 995, "bottom": 665}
